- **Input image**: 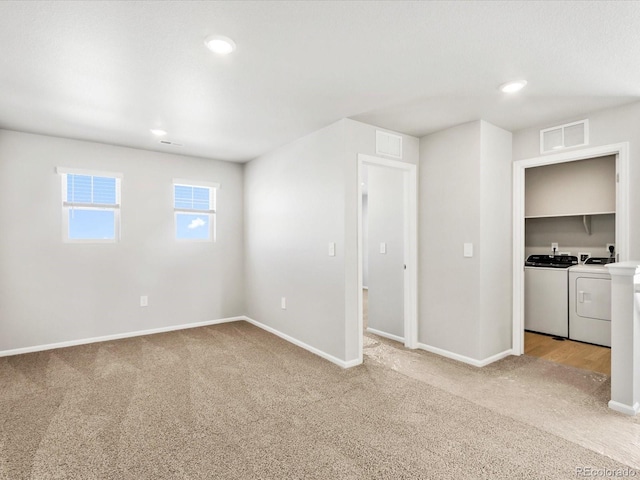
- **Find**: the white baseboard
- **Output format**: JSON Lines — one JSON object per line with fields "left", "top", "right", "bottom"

{"left": 478, "top": 348, "right": 514, "bottom": 366}
{"left": 243, "top": 316, "right": 356, "bottom": 369}
{"left": 417, "top": 343, "right": 513, "bottom": 368}
{"left": 0, "top": 315, "right": 360, "bottom": 370}
{"left": 366, "top": 327, "right": 404, "bottom": 343}
{"left": 0, "top": 316, "right": 244, "bottom": 358}
{"left": 608, "top": 400, "right": 640, "bottom": 416}
{"left": 343, "top": 358, "right": 363, "bottom": 368}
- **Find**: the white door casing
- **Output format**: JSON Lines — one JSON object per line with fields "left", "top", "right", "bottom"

{"left": 357, "top": 154, "right": 418, "bottom": 362}
{"left": 512, "top": 142, "right": 629, "bottom": 354}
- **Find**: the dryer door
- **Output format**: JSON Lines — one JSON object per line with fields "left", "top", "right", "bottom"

{"left": 576, "top": 277, "right": 611, "bottom": 321}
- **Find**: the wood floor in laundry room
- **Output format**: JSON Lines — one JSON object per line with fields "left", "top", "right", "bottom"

{"left": 524, "top": 331, "right": 611, "bottom": 375}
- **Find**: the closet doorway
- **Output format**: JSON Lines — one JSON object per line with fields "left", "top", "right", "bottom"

{"left": 512, "top": 143, "right": 630, "bottom": 359}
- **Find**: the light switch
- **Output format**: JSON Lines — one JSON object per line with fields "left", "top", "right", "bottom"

{"left": 380, "top": 242, "right": 387, "bottom": 254}
{"left": 463, "top": 243, "right": 473, "bottom": 258}
{"left": 328, "top": 242, "right": 335, "bottom": 257}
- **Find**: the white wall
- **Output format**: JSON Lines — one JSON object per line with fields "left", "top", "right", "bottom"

{"left": 419, "top": 120, "right": 512, "bottom": 361}
{"left": 419, "top": 121, "right": 482, "bottom": 359}
{"left": 478, "top": 121, "right": 513, "bottom": 359}
{"left": 525, "top": 155, "right": 616, "bottom": 217}
{"left": 525, "top": 214, "right": 615, "bottom": 258}
{"left": 513, "top": 101, "right": 640, "bottom": 259}
{"left": 0, "top": 130, "right": 245, "bottom": 352}
{"left": 244, "top": 121, "right": 348, "bottom": 360}
{"left": 244, "top": 118, "right": 418, "bottom": 364}
{"left": 366, "top": 165, "right": 404, "bottom": 339}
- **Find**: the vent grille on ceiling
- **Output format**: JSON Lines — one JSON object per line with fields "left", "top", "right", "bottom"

{"left": 160, "top": 140, "right": 183, "bottom": 147}
{"left": 540, "top": 119, "right": 588, "bottom": 154}
{"left": 376, "top": 130, "right": 402, "bottom": 159}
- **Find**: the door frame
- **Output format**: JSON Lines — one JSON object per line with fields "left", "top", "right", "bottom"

{"left": 357, "top": 153, "right": 418, "bottom": 360}
{"left": 512, "top": 142, "right": 629, "bottom": 355}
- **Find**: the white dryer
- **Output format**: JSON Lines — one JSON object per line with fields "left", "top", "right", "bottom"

{"left": 568, "top": 259, "right": 612, "bottom": 347}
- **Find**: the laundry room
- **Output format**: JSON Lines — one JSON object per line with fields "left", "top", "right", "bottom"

{"left": 524, "top": 154, "right": 616, "bottom": 373}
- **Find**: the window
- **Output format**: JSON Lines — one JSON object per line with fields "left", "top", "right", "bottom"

{"left": 57, "top": 168, "right": 122, "bottom": 242}
{"left": 173, "top": 179, "right": 218, "bottom": 241}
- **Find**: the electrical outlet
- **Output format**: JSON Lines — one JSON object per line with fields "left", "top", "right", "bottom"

{"left": 606, "top": 243, "right": 615, "bottom": 252}
{"left": 551, "top": 242, "right": 558, "bottom": 250}
{"left": 140, "top": 295, "right": 148, "bottom": 307}
{"left": 578, "top": 252, "right": 591, "bottom": 263}
{"left": 281, "top": 297, "right": 286, "bottom": 310}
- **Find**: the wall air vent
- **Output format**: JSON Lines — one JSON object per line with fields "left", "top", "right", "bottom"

{"left": 375, "top": 130, "right": 402, "bottom": 159}
{"left": 540, "top": 119, "right": 588, "bottom": 154}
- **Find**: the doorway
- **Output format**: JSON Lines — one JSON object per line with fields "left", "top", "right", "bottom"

{"left": 512, "top": 143, "right": 630, "bottom": 359}
{"left": 362, "top": 163, "right": 405, "bottom": 342}
{"left": 357, "top": 154, "right": 417, "bottom": 361}
{"left": 522, "top": 155, "right": 617, "bottom": 374}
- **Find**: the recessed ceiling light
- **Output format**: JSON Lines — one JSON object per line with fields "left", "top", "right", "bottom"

{"left": 150, "top": 129, "right": 167, "bottom": 137}
{"left": 500, "top": 80, "right": 527, "bottom": 93}
{"left": 204, "top": 35, "right": 236, "bottom": 55}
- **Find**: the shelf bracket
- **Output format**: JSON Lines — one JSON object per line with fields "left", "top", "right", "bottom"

{"left": 582, "top": 215, "right": 592, "bottom": 235}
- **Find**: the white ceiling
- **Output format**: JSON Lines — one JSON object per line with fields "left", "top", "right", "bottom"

{"left": 0, "top": 1, "right": 638, "bottom": 163}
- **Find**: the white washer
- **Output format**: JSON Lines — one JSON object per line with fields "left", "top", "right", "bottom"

{"left": 525, "top": 266, "right": 570, "bottom": 337}
{"left": 568, "top": 264, "right": 611, "bottom": 347}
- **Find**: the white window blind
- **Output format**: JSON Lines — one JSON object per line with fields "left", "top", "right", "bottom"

{"left": 65, "top": 174, "right": 119, "bottom": 208}
{"left": 58, "top": 169, "right": 121, "bottom": 242}
{"left": 173, "top": 182, "right": 217, "bottom": 241}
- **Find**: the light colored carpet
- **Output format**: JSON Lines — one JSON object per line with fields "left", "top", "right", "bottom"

{"left": 364, "top": 334, "right": 640, "bottom": 471}
{"left": 1, "top": 322, "right": 638, "bottom": 479}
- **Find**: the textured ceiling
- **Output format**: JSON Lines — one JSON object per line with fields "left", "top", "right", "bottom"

{"left": 0, "top": 1, "right": 638, "bottom": 162}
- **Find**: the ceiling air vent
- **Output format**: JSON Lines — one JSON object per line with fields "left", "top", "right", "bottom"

{"left": 159, "top": 140, "right": 183, "bottom": 147}
{"left": 376, "top": 130, "right": 402, "bottom": 159}
{"left": 540, "top": 119, "right": 588, "bottom": 154}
